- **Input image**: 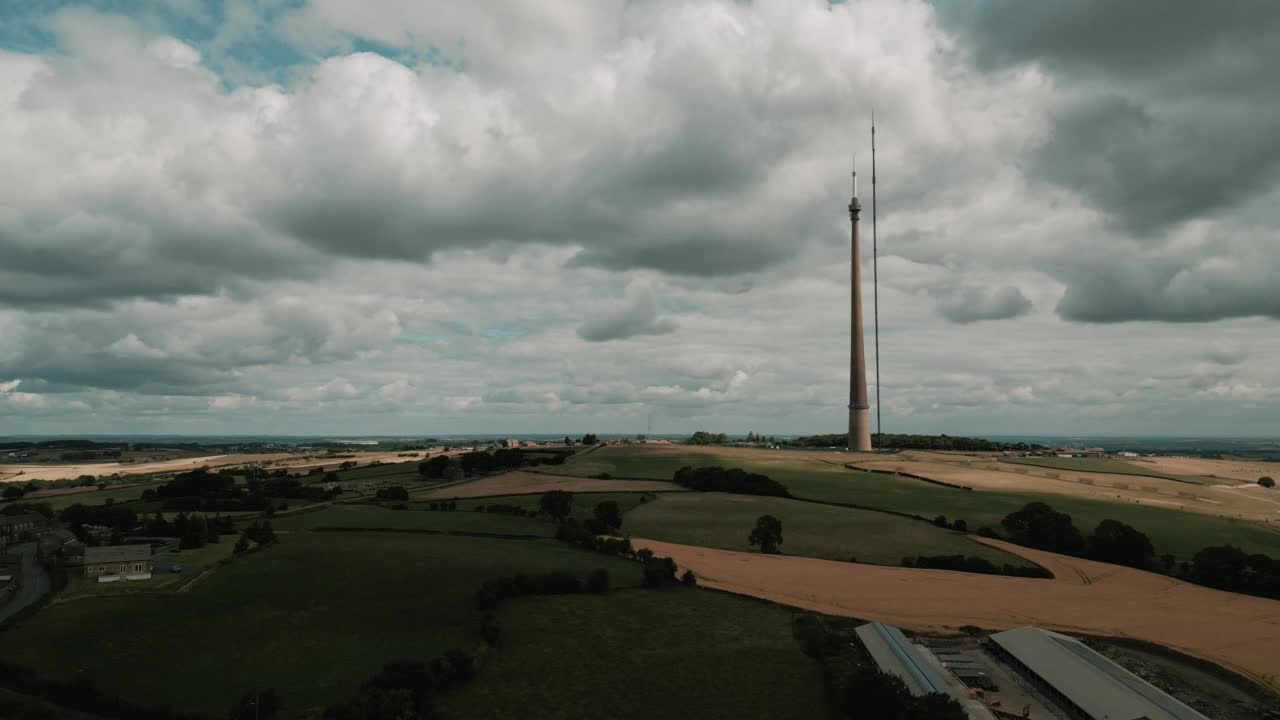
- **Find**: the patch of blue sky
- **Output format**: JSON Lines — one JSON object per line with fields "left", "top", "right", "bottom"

{"left": 658, "top": 299, "right": 702, "bottom": 314}
{"left": 481, "top": 327, "right": 529, "bottom": 340}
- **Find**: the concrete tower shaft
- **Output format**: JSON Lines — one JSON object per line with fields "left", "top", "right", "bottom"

{"left": 848, "top": 178, "right": 872, "bottom": 452}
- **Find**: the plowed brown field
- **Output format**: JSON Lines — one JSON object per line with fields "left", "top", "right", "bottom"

{"left": 414, "top": 471, "right": 685, "bottom": 500}
{"left": 633, "top": 536, "right": 1280, "bottom": 691}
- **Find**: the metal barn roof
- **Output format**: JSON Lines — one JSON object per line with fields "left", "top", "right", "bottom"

{"left": 989, "top": 627, "right": 1209, "bottom": 720}
{"left": 855, "top": 622, "right": 953, "bottom": 697}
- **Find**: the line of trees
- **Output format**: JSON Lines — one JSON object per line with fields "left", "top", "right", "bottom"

{"left": 901, "top": 554, "right": 1052, "bottom": 579}
{"left": 672, "top": 466, "right": 790, "bottom": 497}
{"left": 784, "top": 432, "right": 1043, "bottom": 452}
{"left": 993, "top": 501, "right": 1280, "bottom": 599}
{"left": 685, "top": 431, "right": 728, "bottom": 445}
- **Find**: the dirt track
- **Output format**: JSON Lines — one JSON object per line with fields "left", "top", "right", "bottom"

{"left": 632, "top": 536, "right": 1280, "bottom": 691}
{"left": 414, "top": 471, "right": 685, "bottom": 500}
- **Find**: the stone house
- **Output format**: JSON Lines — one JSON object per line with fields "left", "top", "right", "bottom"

{"left": 79, "top": 544, "right": 153, "bottom": 581}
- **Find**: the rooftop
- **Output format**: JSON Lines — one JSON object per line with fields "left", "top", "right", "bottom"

{"left": 989, "top": 627, "right": 1209, "bottom": 720}
{"left": 855, "top": 622, "right": 953, "bottom": 697}
{"left": 83, "top": 544, "right": 151, "bottom": 564}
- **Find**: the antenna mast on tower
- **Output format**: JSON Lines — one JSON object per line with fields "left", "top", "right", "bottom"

{"left": 872, "top": 113, "right": 882, "bottom": 447}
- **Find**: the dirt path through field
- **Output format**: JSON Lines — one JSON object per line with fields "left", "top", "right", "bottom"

{"left": 631, "top": 536, "right": 1280, "bottom": 691}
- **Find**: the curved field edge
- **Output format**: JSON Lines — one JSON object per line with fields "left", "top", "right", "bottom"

{"left": 622, "top": 492, "right": 1037, "bottom": 570}
{"left": 563, "top": 445, "right": 1280, "bottom": 560}
{"left": 630, "top": 536, "right": 1280, "bottom": 694}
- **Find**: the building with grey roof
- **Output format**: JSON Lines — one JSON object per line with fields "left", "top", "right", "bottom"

{"left": 81, "top": 544, "right": 152, "bottom": 581}
{"left": 988, "top": 626, "right": 1209, "bottom": 720}
{"left": 855, "top": 622, "right": 953, "bottom": 696}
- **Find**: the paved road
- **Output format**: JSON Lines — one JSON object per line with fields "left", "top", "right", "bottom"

{"left": 0, "top": 542, "right": 51, "bottom": 623}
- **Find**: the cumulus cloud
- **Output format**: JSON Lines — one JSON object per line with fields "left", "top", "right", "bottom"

{"left": 577, "top": 289, "right": 677, "bottom": 342}
{"left": 0, "top": 1, "right": 1278, "bottom": 436}
{"left": 934, "top": 285, "right": 1032, "bottom": 324}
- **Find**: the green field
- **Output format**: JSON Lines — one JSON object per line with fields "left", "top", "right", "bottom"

{"left": 571, "top": 446, "right": 1280, "bottom": 561}
{"left": 624, "top": 493, "right": 1032, "bottom": 567}
{"left": 272, "top": 503, "right": 553, "bottom": 536}
{"left": 449, "top": 492, "right": 658, "bottom": 518}
{"left": 23, "top": 481, "right": 165, "bottom": 510}
{"left": 0, "top": 688, "right": 108, "bottom": 720}
{"left": 4, "top": 532, "right": 641, "bottom": 717}
{"left": 1000, "top": 456, "right": 1204, "bottom": 483}
{"left": 556, "top": 449, "right": 726, "bottom": 480}
{"left": 441, "top": 588, "right": 828, "bottom": 720}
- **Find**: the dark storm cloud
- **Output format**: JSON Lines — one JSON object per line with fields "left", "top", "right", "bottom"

{"left": 940, "top": 0, "right": 1280, "bottom": 234}
{"left": 934, "top": 284, "right": 1032, "bottom": 324}
{"left": 1054, "top": 255, "right": 1280, "bottom": 323}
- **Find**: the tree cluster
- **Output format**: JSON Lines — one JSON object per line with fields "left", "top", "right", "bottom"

{"left": 234, "top": 521, "right": 277, "bottom": 554}
{"left": 672, "top": 466, "right": 790, "bottom": 497}
{"left": 538, "top": 490, "right": 574, "bottom": 521}
{"left": 473, "top": 570, "right": 609, "bottom": 612}
{"left": 995, "top": 501, "right": 1280, "bottom": 599}
{"left": 139, "top": 512, "right": 234, "bottom": 550}
{"left": 322, "top": 653, "right": 474, "bottom": 720}
{"left": 785, "top": 432, "right": 1042, "bottom": 452}
{"left": 141, "top": 467, "right": 337, "bottom": 512}
{"left": 1189, "top": 545, "right": 1280, "bottom": 599}
{"left": 61, "top": 503, "right": 139, "bottom": 536}
{"left": 580, "top": 433, "right": 599, "bottom": 445}
{"left": 424, "top": 501, "right": 457, "bottom": 511}
{"left": 1260, "top": 476, "right": 1275, "bottom": 488}
{"left": 836, "top": 668, "right": 966, "bottom": 720}
{"left": 472, "top": 503, "right": 537, "bottom": 517}
{"left": 375, "top": 486, "right": 410, "bottom": 501}
{"left": 900, "top": 554, "right": 1052, "bottom": 579}
{"left": 685, "top": 431, "right": 727, "bottom": 445}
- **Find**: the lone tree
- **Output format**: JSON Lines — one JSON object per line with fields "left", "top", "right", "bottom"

{"left": 748, "top": 514, "right": 783, "bottom": 554}
{"left": 539, "top": 490, "right": 573, "bottom": 521}
{"left": 1260, "top": 476, "right": 1275, "bottom": 488}
{"left": 593, "top": 500, "right": 623, "bottom": 532}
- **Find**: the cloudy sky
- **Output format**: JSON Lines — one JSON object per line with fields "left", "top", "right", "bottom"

{"left": 1, "top": 0, "right": 1277, "bottom": 438}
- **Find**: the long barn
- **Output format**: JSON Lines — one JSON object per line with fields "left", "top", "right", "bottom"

{"left": 988, "top": 626, "right": 1209, "bottom": 720}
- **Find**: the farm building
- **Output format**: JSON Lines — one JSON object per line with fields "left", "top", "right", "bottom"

{"left": 948, "top": 666, "right": 994, "bottom": 690}
{"left": 855, "top": 622, "right": 954, "bottom": 695}
{"left": 855, "top": 623, "right": 995, "bottom": 720}
{"left": 78, "top": 544, "right": 153, "bottom": 582}
{"left": 987, "top": 627, "right": 1209, "bottom": 720}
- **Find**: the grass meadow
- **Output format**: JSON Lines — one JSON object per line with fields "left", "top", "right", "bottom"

{"left": 624, "top": 493, "right": 1034, "bottom": 567}
{"left": 272, "top": 503, "right": 553, "bottom": 536}
{"left": 441, "top": 588, "right": 829, "bottom": 720}
{"left": 4, "top": 532, "right": 641, "bottom": 717}
{"left": 569, "top": 446, "right": 1280, "bottom": 560}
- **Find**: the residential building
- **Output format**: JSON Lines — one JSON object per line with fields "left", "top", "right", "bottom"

{"left": 80, "top": 544, "right": 153, "bottom": 582}
{"left": 0, "top": 512, "right": 48, "bottom": 551}
{"left": 502, "top": 438, "right": 519, "bottom": 448}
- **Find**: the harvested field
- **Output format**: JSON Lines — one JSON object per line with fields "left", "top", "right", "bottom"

{"left": 0, "top": 450, "right": 432, "bottom": 483}
{"left": 634, "top": 536, "right": 1280, "bottom": 692}
{"left": 414, "top": 470, "right": 685, "bottom": 500}
{"left": 849, "top": 459, "right": 1280, "bottom": 522}
{"left": 1135, "top": 456, "right": 1280, "bottom": 483}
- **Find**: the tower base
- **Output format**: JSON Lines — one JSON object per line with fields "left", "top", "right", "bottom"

{"left": 848, "top": 408, "right": 872, "bottom": 452}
